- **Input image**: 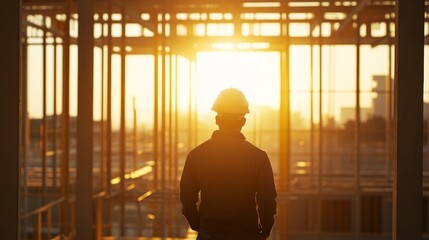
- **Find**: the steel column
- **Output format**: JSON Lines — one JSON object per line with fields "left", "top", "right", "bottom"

{"left": 354, "top": 17, "right": 362, "bottom": 237}
{"left": 386, "top": 43, "right": 393, "bottom": 177}
{"left": 309, "top": 43, "right": 315, "bottom": 187}
{"left": 161, "top": 49, "right": 167, "bottom": 238}
{"left": 21, "top": 25, "right": 29, "bottom": 240}
{"left": 188, "top": 58, "right": 193, "bottom": 150}
{"left": 53, "top": 37, "right": 58, "bottom": 189}
{"left": 278, "top": 48, "right": 290, "bottom": 240}
{"left": 0, "top": 1, "right": 20, "bottom": 238}
{"left": 119, "top": 3, "right": 127, "bottom": 236}
{"left": 133, "top": 97, "right": 137, "bottom": 170}
{"left": 317, "top": 19, "right": 323, "bottom": 236}
{"left": 61, "top": 1, "right": 71, "bottom": 235}
{"left": 76, "top": 0, "right": 94, "bottom": 238}
{"left": 154, "top": 46, "right": 159, "bottom": 191}
{"left": 169, "top": 53, "right": 173, "bottom": 187}
{"left": 42, "top": 17, "right": 47, "bottom": 204}
{"left": 174, "top": 54, "right": 179, "bottom": 188}
{"left": 100, "top": 30, "right": 105, "bottom": 191}
{"left": 97, "top": 24, "right": 106, "bottom": 240}
{"left": 192, "top": 58, "right": 198, "bottom": 146}
{"left": 106, "top": 0, "right": 113, "bottom": 234}
{"left": 318, "top": 33, "right": 323, "bottom": 194}
{"left": 393, "top": 1, "right": 424, "bottom": 239}
{"left": 160, "top": 11, "right": 167, "bottom": 237}
{"left": 279, "top": 48, "right": 290, "bottom": 191}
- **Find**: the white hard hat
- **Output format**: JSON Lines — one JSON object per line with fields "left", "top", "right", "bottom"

{"left": 211, "top": 88, "right": 250, "bottom": 115}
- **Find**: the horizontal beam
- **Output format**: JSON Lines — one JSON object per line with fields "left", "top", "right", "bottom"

{"left": 333, "top": 0, "right": 369, "bottom": 36}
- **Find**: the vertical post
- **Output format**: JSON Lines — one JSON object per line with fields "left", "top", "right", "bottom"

{"left": 354, "top": 17, "right": 362, "bottom": 236}
{"left": 279, "top": 48, "right": 290, "bottom": 191}
{"left": 61, "top": 0, "right": 71, "bottom": 235}
{"left": 318, "top": 34, "right": 323, "bottom": 195}
{"left": 188, "top": 58, "right": 193, "bottom": 150}
{"left": 133, "top": 97, "right": 137, "bottom": 170}
{"left": 174, "top": 55, "right": 179, "bottom": 187}
{"left": 76, "top": 0, "right": 94, "bottom": 238}
{"left": 278, "top": 48, "right": 290, "bottom": 240}
{"left": 169, "top": 54, "right": 173, "bottom": 187}
{"left": 154, "top": 47, "right": 159, "bottom": 191}
{"left": 317, "top": 12, "right": 323, "bottom": 235}
{"left": 160, "top": 11, "right": 167, "bottom": 237}
{"left": 42, "top": 17, "right": 48, "bottom": 204}
{"left": 100, "top": 29, "right": 105, "bottom": 192}
{"left": 21, "top": 24, "right": 29, "bottom": 240}
{"left": 0, "top": 1, "right": 20, "bottom": 238}
{"left": 393, "top": 1, "right": 424, "bottom": 239}
{"left": 98, "top": 25, "right": 105, "bottom": 239}
{"left": 386, "top": 43, "right": 393, "bottom": 176}
{"left": 53, "top": 37, "right": 58, "bottom": 189}
{"left": 309, "top": 43, "right": 315, "bottom": 187}
{"left": 192, "top": 58, "right": 198, "bottom": 145}
{"left": 105, "top": 0, "right": 113, "bottom": 234}
{"left": 280, "top": 9, "right": 291, "bottom": 194}
{"left": 96, "top": 197, "right": 102, "bottom": 240}
{"left": 119, "top": 4, "right": 127, "bottom": 236}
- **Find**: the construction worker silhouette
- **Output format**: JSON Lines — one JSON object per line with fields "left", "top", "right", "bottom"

{"left": 180, "top": 88, "right": 277, "bottom": 240}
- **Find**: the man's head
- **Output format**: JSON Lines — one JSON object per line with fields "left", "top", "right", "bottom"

{"left": 211, "top": 88, "right": 249, "bottom": 130}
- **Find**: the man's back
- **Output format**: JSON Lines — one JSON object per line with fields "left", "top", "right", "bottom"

{"left": 180, "top": 130, "right": 277, "bottom": 238}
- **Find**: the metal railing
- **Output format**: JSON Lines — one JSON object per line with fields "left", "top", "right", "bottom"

{"left": 21, "top": 197, "right": 66, "bottom": 240}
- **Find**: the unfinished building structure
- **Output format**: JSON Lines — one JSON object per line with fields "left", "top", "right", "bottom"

{"left": 0, "top": 0, "right": 428, "bottom": 239}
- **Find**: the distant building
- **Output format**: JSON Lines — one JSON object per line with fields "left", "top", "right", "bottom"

{"left": 372, "top": 75, "right": 391, "bottom": 119}
{"left": 340, "top": 107, "right": 371, "bottom": 124}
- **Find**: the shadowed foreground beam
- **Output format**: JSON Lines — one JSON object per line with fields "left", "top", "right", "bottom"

{"left": 76, "top": 0, "right": 94, "bottom": 238}
{"left": 0, "top": 1, "right": 20, "bottom": 239}
{"left": 393, "top": 0, "right": 424, "bottom": 239}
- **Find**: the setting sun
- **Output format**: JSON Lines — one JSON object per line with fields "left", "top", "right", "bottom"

{"left": 196, "top": 51, "right": 280, "bottom": 115}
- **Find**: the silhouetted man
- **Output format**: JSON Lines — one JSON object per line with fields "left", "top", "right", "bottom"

{"left": 180, "top": 88, "right": 277, "bottom": 240}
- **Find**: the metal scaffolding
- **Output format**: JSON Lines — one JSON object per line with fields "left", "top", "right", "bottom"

{"left": 0, "top": 0, "right": 428, "bottom": 239}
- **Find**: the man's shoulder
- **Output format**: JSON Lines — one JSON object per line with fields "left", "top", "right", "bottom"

{"left": 188, "top": 139, "right": 213, "bottom": 155}
{"left": 242, "top": 139, "right": 267, "bottom": 155}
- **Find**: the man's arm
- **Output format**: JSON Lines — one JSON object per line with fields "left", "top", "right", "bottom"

{"left": 180, "top": 152, "right": 200, "bottom": 231}
{"left": 256, "top": 151, "right": 277, "bottom": 238}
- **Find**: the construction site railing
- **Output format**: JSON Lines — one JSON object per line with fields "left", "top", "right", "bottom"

{"left": 21, "top": 197, "right": 66, "bottom": 240}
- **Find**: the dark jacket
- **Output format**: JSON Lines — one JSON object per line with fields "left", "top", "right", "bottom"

{"left": 180, "top": 130, "right": 277, "bottom": 238}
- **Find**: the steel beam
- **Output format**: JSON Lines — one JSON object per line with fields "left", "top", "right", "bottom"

{"left": 393, "top": 0, "right": 425, "bottom": 239}
{"left": 333, "top": 0, "right": 368, "bottom": 36}
{"left": 112, "top": 0, "right": 156, "bottom": 32}
{"left": 0, "top": 1, "right": 20, "bottom": 239}
{"left": 76, "top": 0, "right": 94, "bottom": 238}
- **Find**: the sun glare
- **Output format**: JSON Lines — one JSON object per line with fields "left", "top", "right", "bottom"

{"left": 196, "top": 51, "right": 280, "bottom": 116}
